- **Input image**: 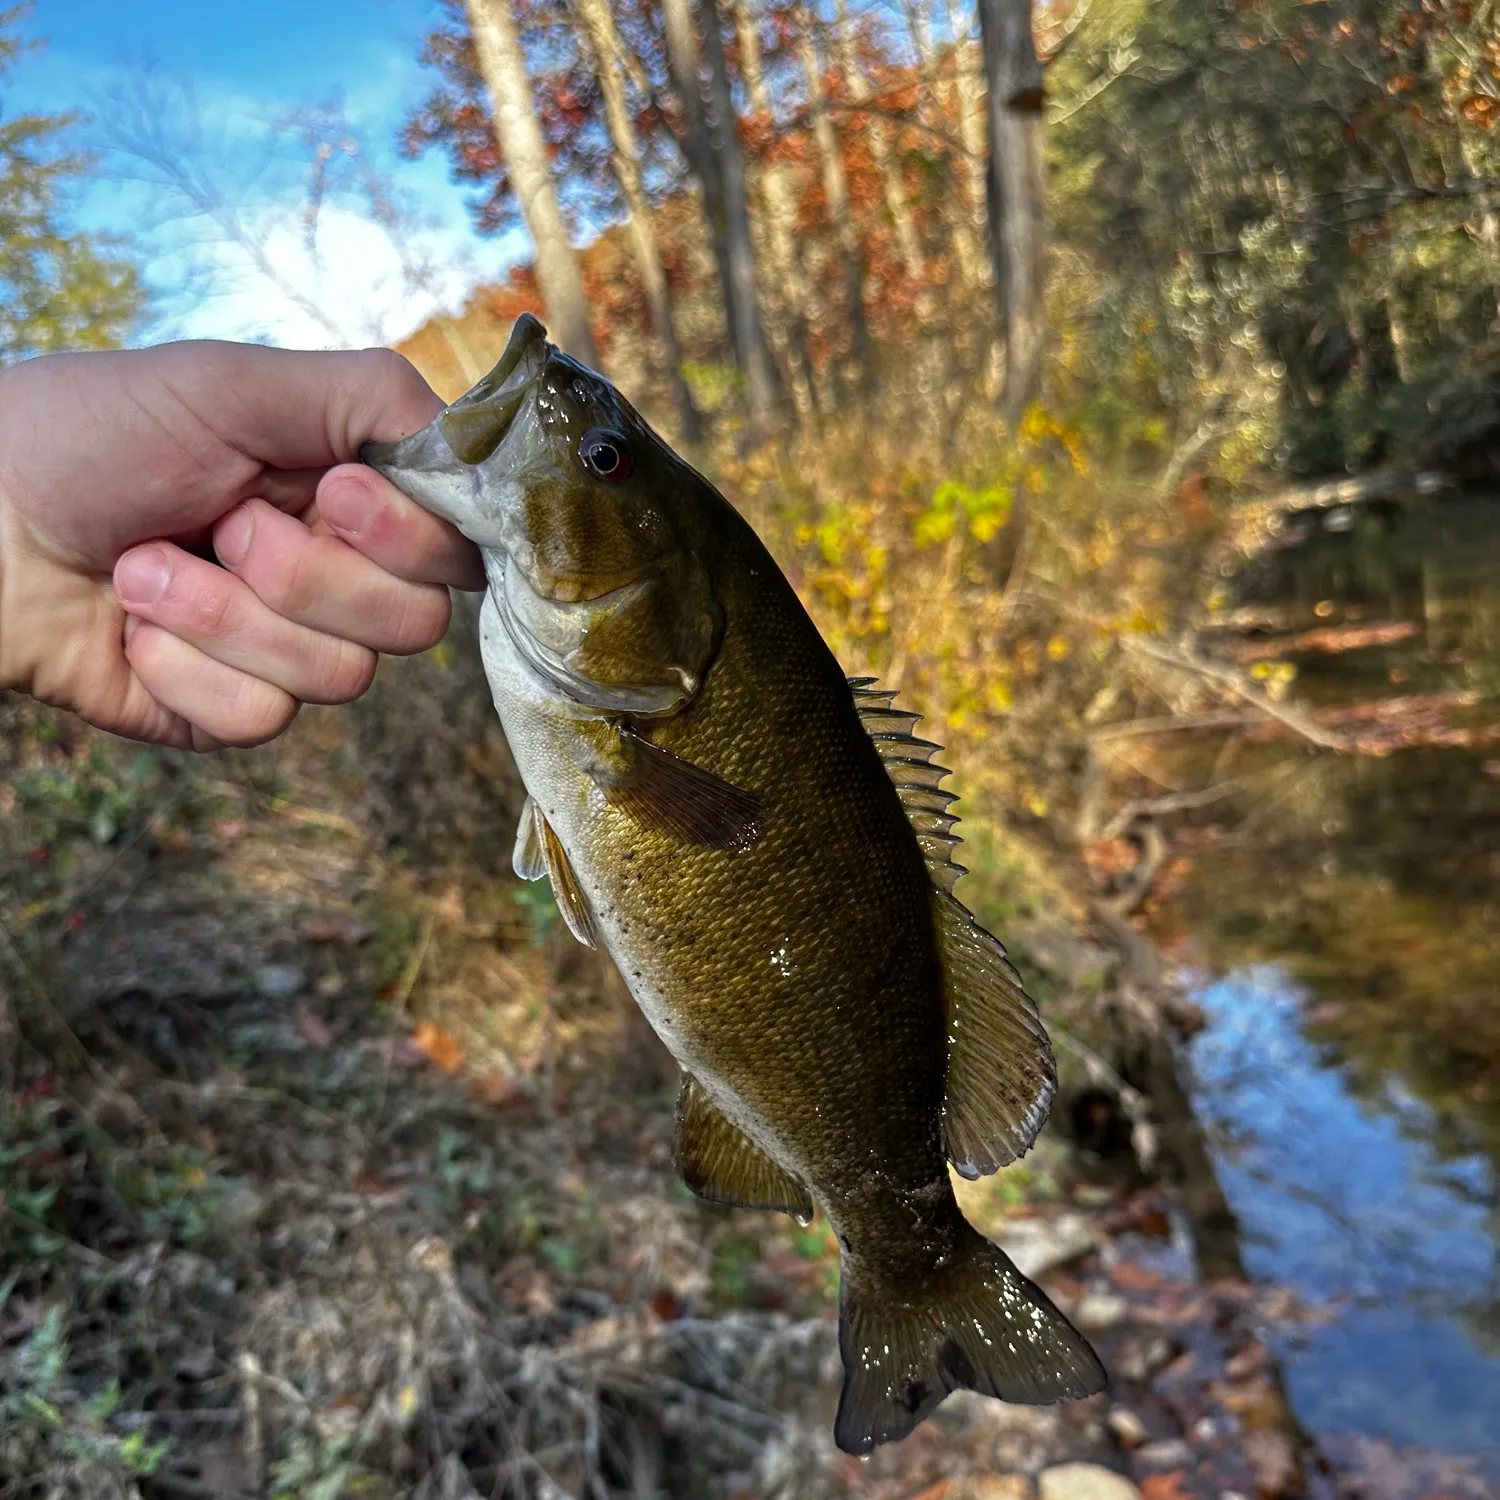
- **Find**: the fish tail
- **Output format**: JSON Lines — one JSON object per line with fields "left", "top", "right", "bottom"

{"left": 833, "top": 1229, "right": 1106, "bottom": 1455}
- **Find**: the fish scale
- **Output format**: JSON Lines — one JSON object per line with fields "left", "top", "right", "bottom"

{"left": 363, "top": 313, "right": 1105, "bottom": 1453}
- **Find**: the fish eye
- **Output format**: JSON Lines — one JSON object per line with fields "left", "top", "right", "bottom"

{"left": 579, "top": 428, "right": 633, "bottom": 483}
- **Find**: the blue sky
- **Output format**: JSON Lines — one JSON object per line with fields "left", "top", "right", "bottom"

{"left": 9, "top": 0, "right": 523, "bottom": 346}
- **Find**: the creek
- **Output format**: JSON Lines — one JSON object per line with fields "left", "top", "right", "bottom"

{"left": 1173, "top": 490, "right": 1500, "bottom": 1475}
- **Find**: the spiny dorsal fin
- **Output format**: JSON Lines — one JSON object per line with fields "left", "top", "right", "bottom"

{"left": 850, "top": 677, "right": 1054, "bottom": 1175}
{"left": 850, "top": 676, "right": 967, "bottom": 894}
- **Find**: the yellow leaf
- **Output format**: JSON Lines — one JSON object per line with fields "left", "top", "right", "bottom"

{"left": 1026, "top": 792, "right": 1049, "bottom": 817}
{"left": 1046, "top": 635, "right": 1071, "bottom": 661}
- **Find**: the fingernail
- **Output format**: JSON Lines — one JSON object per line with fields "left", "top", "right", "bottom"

{"left": 319, "top": 476, "right": 379, "bottom": 540}
{"left": 216, "top": 504, "right": 255, "bottom": 567}
{"left": 122, "top": 614, "right": 139, "bottom": 645}
{"left": 116, "top": 546, "right": 171, "bottom": 606}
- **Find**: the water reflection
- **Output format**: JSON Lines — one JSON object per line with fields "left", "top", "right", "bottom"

{"left": 1168, "top": 489, "right": 1500, "bottom": 1471}
{"left": 1188, "top": 968, "right": 1500, "bottom": 1467}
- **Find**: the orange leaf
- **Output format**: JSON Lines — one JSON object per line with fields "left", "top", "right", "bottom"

{"left": 1140, "top": 1473, "right": 1191, "bottom": 1500}
{"left": 412, "top": 1021, "right": 464, "bottom": 1074}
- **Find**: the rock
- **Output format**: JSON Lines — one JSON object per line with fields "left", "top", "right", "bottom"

{"left": 1038, "top": 1463, "right": 1143, "bottom": 1500}
{"left": 997, "top": 1213, "right": 1097, "bottom": 1279}
{"left": 1106, "top": 1408, "right": 1149, "bottom": 1449}
{"left": 1074, "top": 1290, "right": 1130, "bottom": 1333}
{"left": 1133, "top": 1439, "right": 1196, "bottom": 1472}
{"left": 1112, "top": 1333, "right": 1179, "bottom": 1383}
{"left": 960, "top": 1479, "right": 1032, "bottom": 1500}
{"left": 1018, "top": 928, "right": 1115, "bottom": 988}
{"left": 254, "top": 963, "right": 307, "bottom": 998}
{"left": 1243, "top": 1429, "right": 1298, "bottom": 1496}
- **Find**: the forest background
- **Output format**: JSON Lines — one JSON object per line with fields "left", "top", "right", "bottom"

{"left": 2, "top": 0, "right": 1500, "bottom": 1495}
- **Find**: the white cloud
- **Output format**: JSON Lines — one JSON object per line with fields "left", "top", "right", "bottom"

{"left": 161, "top": 201, "right": 521, "bottom": 350}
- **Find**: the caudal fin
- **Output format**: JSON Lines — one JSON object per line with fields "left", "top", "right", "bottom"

{"left": 834, "top": 1231, "right": 1107, "bottom": 1455}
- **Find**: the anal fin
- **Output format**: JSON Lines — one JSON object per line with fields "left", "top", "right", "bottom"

{"left": 935, "top": 888, "right": 1054, "bottom": 1176}
{"left": 675, "top": 1074, "right": 814, "bottom": 1223}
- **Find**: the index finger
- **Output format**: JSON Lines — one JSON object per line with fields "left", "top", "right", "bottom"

{"left": 153, "top": 342, "right": 445, "bottom": 472}
{"left": 315, "top": 463, "right": 485, "bottom": 592}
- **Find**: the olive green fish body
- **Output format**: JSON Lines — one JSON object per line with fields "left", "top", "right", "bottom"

{"left": 365, "top": 317, "right": 1106, "bottom": 1453}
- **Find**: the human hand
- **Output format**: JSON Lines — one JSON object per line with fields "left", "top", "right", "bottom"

{"left": 0, "top": 341, "right": 483, "bottom": 750}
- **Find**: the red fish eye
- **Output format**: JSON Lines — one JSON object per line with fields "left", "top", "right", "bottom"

{"left": 579, "top": 428, "right": 633, "bottom": 482}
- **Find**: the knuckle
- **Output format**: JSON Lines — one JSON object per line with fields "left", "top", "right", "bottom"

{"left": 389, "top": 585, "right": 451, "bottom": 654}
{"left": 180, "top": 574, "right": 238, "bottom": 639}
{"left": 224, "top": 679, "right": 297, "bottom": 747}
{"left": 320, "top": 641, "right": 378, "bottom": 704}
{"left": 263, "top": 540, "right": 323, "bottom": 621}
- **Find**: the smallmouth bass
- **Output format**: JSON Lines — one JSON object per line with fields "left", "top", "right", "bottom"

{"left": 364, "top": 316, "right": 1105, "bottom": 1452}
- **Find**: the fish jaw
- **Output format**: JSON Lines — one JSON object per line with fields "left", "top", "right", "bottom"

{"left": 360, "top": 313, "right": 551, "bottom": 553}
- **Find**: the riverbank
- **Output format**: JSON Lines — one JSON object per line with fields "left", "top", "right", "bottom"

{"left": 4, "top": 615, "right": 1484, "bottom": 1500}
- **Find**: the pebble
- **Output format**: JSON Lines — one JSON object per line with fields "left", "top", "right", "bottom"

{"left": 1113, "top": 1333, "right": 1178, "bottom": 1383}
{"left": 1133, "top": 1439, "right": 1196, "bottom": 1471}
{"left": 1106, "top": 1408, "right": 1149, "bottom": 1449}
{"left": 253, "top": 963, "right": 307, "bottom": 998}
{"left": 997, "top": 1213, "right": 1097, "bottom": 1279}
{"left": 1038, "top": 1463, "right": 1143, "bottom": 1500}
{"left": 1074, "top": 1290, "right": 1130, "bottom": 1333}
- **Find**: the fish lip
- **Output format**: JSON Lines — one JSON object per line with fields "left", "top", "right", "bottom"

{"left": 359, "top": 313, "right": 551, "bottom": 479}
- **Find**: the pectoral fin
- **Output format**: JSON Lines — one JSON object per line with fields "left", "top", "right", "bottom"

{"left": 675, "top": 1074, "right": 814, "bottom": 1223}
{"left": 513, "top": 797, "right": 547, "bottom": 881}
{"left": 935, "top": 889, "right": 1055, "bottom": 1177}
{"left": 587, "top": 724, "right": 764, "bottom": 852}
{"left": 534, "top": 808, "right": 597, "bottom": 949}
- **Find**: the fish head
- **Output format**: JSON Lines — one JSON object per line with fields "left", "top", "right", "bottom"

{"left": 363, "top": 315, "right": 720, "bottom": 717}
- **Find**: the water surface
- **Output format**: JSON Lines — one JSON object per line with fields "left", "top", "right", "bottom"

{"left": 1170, "top": 489, "right": 1500, "bottom": 1473}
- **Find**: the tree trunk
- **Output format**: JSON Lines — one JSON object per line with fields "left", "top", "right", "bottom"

{"left": 833, "top": 0, "right": 924, "bottom": 285}
{"left": 976, "top": 0, "right": 1047, "bottom": 417}
{"left": 573, "top": 0, "right": 702, "bottom": 441}
{"left": 945, "top": 0, "right": 993, "bottom": 286}
{"left": 731, "top": 0, "right": 820, "bottom": 417}
{"left": 661, "top": 0, "right": 739, "bottom": 366}
{"left": 796, "top": 2, "right": 875, "bottom": 394}
{"left": 464, "top": 0, "right": 599, "bottom": 367}
{"left": 698, "top": 0, "right": 782, "bottom": 426}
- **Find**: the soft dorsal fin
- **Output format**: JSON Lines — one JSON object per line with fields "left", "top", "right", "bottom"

{"left": 849, "top": 677, "right": 1054, "bottom": 1175}
{"left": 933, "top": 889, "right": 1054, "bottom": 1176}
{"left": 849, "top": 677, "right": 966, "bottom": 893}
{"left": 675, "top": 1074, "right": 815, "bottom": 1224}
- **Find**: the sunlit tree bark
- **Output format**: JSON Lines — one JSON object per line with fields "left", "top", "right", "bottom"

{"left": 698, "top": 0, "right": 782, "bottom": 425}
{"left": 572, "top": 0, "right": 702, "bottom": 439}
{"left": 795, "top": 0, "right": 875, "bottom": 394}
{"left": 832, "top": 0, "right": 924, "bottom": 286}
{"left": 732, "top": 0, "right": 820, "bottom": 416}
{"left": 463, "top": 0, "right": 598, "bottom": 365}
{"left": 976, "top": 0, "right": 1047, "bottom": 416}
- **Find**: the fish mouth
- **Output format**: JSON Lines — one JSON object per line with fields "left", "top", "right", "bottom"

{"left": 359, "top": 314, "right": 552, "bottom": 544}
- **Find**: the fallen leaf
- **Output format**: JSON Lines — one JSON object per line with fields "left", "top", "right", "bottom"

{"left": 295, "top": 1008, "right": 334, "bottom": 1048}
{"left": 647, "top": 1288, "right": 683, "bottom": 1322}
{"left": 412, "top": 1021, "right": 464, "bottom": 1074}
{"left": 1140, "top": 1474, "right": 1191, "bottom": 1500}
